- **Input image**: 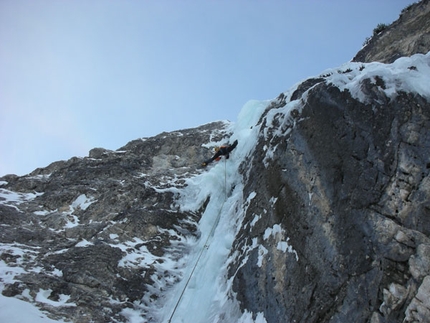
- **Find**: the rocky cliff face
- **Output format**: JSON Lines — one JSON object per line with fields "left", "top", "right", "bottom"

{"left": 226, "top": 2, "right": 430, "bottom": 321}
{"left": 1, "top": 2, "right": 430, "bottom": 323}
{"left": 229, "top": 72, "right": 430, "bottom": 323}
{"left": 0, "top": 121, "right": 231, "bottom": 322}
{"left": 353, "top": 0, "right": 430, "bottom": 64}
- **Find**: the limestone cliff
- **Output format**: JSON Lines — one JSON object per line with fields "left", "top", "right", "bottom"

{"left": 226, "top": 2, "right": 430, "bottom": 321}
{"left": 0, "top": 121, "right": 231, "bottom": 322}
{"left": 229, "top": 70, "right": 430, "bottom": 323}
{"left": 1, "top": 1, "right": 430, "bottom": 323}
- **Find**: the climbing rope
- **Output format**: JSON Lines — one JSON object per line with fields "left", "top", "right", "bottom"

{"left": 224, "top": 158, "right": 227, "bottom": 200}
{"left": 168, "top": 159, "right": 228, "bottom": 323}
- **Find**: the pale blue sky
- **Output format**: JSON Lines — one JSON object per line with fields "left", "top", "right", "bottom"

{"left": 1, "top": 0, "right": 412, "bottom": 176}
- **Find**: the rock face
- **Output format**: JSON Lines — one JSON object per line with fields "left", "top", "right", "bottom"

{"left": 0, "top": 121, "right": 231, "bottom": 322}
{"left": 353, "top": 0, "right": 430, "bottom": 64}
{"left": 224, "top": 3, "right": 430, "bottom": 321}
{"left": 229, "top": 81, "right": 430, "bottom": 323}
{"left": 1, "top": 2, "right": 430, "bottom": 323}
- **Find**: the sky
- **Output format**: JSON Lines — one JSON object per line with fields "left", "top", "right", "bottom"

{"left": 0, "top": 0, "right": 413, "bottom": 176}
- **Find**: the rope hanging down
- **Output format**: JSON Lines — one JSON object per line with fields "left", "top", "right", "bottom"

{"left": 168, "top": 160, "right": 228, "bottom": 323}
{"left": 224, "top": 158, "right": 227, "bottom": 199}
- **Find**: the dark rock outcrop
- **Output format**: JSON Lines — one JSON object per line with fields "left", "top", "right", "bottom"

{"left": 225, "top": 3, "right": 430, "bottom": 320}
{"left": 229, "top": 80, "right": 430, "bottom": 322}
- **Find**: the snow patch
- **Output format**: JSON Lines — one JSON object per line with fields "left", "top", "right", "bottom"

{"left": 328, "top": 52, "right": 430, "bottom": 103}
{"left": 75, "top": 239, "right": 93, "bottom": 247}
{"left": 0, "top": 294, "right": 67, "bottom": 323}
{"left": 269, "top": 197, "right": 278, "bottom": 206}
{"left": 238, "top": 310, "right": 268, "bottom": 323}
{"left": 264, "top": 224, "right": 299, "bottom": 261}
{"left": 35, "top": 289, "right": 76, "bottom": 307}
{"left": 33, "top": 210, "right": 51, "bottom": 216}
{"left": 0, "top": 188, "right": 43, "bottom": 211}
{"left": 60, "top": 194, "right": 97, "bottom": 228}
{"left": 64, "top": 214, "right": 80, "bottom": 228}
{"left": 250, "top": 214, "right": 261, "bottom": 228}
{"left": 71, "top": 194, "right": 96, "bottom": 211}
{"left": 257, "top": 245, "right": 268, "bottom": 267}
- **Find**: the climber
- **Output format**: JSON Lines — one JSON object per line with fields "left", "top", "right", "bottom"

{"left": 202, "top": 140, "right": 238, "bottom": 167}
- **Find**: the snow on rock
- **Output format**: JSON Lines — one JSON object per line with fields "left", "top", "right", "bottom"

{"left": 0, "top": 26, "right": 430, "bottom": 322}
{"left": 35, "top": 289, "right": 76, "bottom": 307}
{"left": 0, "top": 294, "right": 67, "bottom": 323}
{"left": 70, "top": 194, "right": 96, "bottom": 211}
{"left": 328, "top": 52, "right": 430, "bottom": 103}
{"left": 0, "top": 188, "right": 43, "bottom": 211}
{"left": 263, "top": 225, "right": 298, "bottom": 261}
{"left": 224, "top": 52, "right": 430, "bottom": 322}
